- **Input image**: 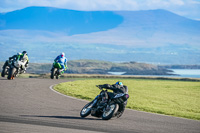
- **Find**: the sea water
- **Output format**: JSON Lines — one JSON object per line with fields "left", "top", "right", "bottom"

{"left": 169, "top": 69, "right": 200, "bottom": 78}
{"left": 108, "top": 69, "right": 200, "bottom": 78}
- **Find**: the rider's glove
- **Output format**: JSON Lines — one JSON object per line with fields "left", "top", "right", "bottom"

{"left": 65, "top": 65, "right": 68, "bottom": 70}
{"left": 96, "top": 85, "right": 103, "bottom": 90}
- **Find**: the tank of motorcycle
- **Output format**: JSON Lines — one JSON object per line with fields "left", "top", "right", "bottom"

{"left": 14, "top": 60, "right": 21, "bottom": 67}
{"left": 15, "top": 60, "right": 26, "bottom": 67}
{"left": 53, "top": 62, "right": 62, "bottom": 68}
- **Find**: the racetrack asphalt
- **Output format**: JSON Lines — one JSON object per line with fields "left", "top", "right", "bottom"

{"left": 0, "top": 77, "right": 199, "bottom": 133}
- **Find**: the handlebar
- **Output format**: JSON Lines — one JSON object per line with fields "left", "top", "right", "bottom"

{"left": 96, "top": 85, "right": 109, "bottom": 91}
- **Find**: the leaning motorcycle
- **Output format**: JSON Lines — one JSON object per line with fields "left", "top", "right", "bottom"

{"left": 50, "top": 61, "right": 63, "bottom": 79}
{"left": 80, "top": 86, "right": 129, "bottom": 120}
{"left": 7, "top": 60, "right": 25, "bottom": 80}
{"left": 1, "top": 59, "right": 13, "bottom": 77}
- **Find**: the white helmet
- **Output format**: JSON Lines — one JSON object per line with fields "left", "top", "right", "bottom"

{"left": 61, "top": 52, "right": 65, "bottom": 57}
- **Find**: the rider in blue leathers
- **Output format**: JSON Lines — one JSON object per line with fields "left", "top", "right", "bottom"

{"left": 53, "top": 52, "right": 67, "bottom": 74}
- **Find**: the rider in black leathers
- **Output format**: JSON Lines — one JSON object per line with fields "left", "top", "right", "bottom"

{"left": 97, "top": 81, "right": 128, "bottom": 117}
{"left": 2, "top": 53, "right": 21, "bottom": 70}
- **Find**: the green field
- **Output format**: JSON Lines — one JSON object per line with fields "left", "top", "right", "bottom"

{"left": 54, "top": 78, "right": 200, "bottom": 120}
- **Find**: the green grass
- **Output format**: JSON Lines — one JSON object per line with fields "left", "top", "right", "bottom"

{"left": 18, "top": 73, "right": 41, "bottom": 78}
{"left": 54, "top": 78, "right": 200, "bottom": 120}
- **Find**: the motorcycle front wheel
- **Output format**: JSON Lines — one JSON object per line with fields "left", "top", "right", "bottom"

{"left": 1, "top": 67, "right": 6, "bottom": 77}
{"left": 80, "top": 101, "right": 93, "bottom": 118}
{"left": 102, "top": 103, "right": 119, "bottom": 120}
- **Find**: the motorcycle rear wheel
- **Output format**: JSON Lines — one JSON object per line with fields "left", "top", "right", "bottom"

{"left": 102, "top": 103, "right": 119, "bottom": 120}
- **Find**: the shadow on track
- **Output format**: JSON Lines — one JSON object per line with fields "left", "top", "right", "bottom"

{"left": 20, "top": 115, "right": 102, "bottom": 121}
{"left": 1, "top": 115, "right": 108, "bottom": 132}
{"left": 0, "top": 78, "right": 8, "bottom": 80}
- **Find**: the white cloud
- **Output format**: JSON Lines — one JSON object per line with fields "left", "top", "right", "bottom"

{"left": 189, "top": 0, "right": 200, "bottom": 4}
{"left": 169, "top": 0, "right": 185, "bottom": 6}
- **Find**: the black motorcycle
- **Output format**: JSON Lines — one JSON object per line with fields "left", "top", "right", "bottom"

{"left": 80, "top": 86, "right": 129, "bottom": 120}
{"left": 7, "top": 59, "right": 25, "bottom": 80}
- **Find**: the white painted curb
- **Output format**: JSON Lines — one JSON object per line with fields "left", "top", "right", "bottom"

{"left": 49, "top": 84, "right": 88, "bottom": 102}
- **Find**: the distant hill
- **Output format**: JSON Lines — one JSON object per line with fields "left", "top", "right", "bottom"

{"left": 0, "top": 60, "right": 172, "bottom": 75}
{"left": 0, "top": 6, "right": 200, "bottom": 64}
{"left": 0, "top": 6, "right": 123, "bottom": 35}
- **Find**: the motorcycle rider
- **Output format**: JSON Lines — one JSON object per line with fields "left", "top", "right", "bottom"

{"left": 53, "top": 52, "right": 67, "bottom": 74}
{"left": 97, "top": 81, "right": 128, "bottom": 117}
{"left": 19, "top": 51, "right": 29, "bottom": 73}
{"left": 8, "top": 52, "right": 22, "bottom": 61}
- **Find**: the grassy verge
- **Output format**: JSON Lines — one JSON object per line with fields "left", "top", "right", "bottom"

{"left": 18, "top": 73, "right": 41, "bottom": 78}
{"left": 54, "top": 78, "right": 200, "bottom": 120}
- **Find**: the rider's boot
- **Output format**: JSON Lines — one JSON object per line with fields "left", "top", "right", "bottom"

{"left": 59, "top": 69, "right": 64, "bottom": 75}
{"left": 23, "top": 67, "right": 26, "bottom": 73}
{"left": 20, "top": 66, "right": 26, "bottom": 74}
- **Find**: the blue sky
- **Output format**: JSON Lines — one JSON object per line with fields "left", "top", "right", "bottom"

{"left": 0, "top": 0, "right": 200, "bottom": 20}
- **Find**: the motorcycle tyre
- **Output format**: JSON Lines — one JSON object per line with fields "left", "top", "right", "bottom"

{"left": 50, "top": 68, "right": 56, "bottom": 79}
{"left": 80, "top": 101, "right": 93, "bottom": 118}
{"left": 102, "top": 103, "right": 119, "bottom": 120}
{"left": 1, "top": 68, "right": 6, "bottom": 77}
{"left": 7, "top": 68, "right": 16, "bottom": 80}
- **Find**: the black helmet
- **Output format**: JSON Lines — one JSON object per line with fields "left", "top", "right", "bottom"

{"left": 22, "top": 51, "right": 27, "bottom": 55}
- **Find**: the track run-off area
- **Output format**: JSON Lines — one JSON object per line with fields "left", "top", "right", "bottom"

{"left": 0, "top": 77, "right": 199, "bottom": 133}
